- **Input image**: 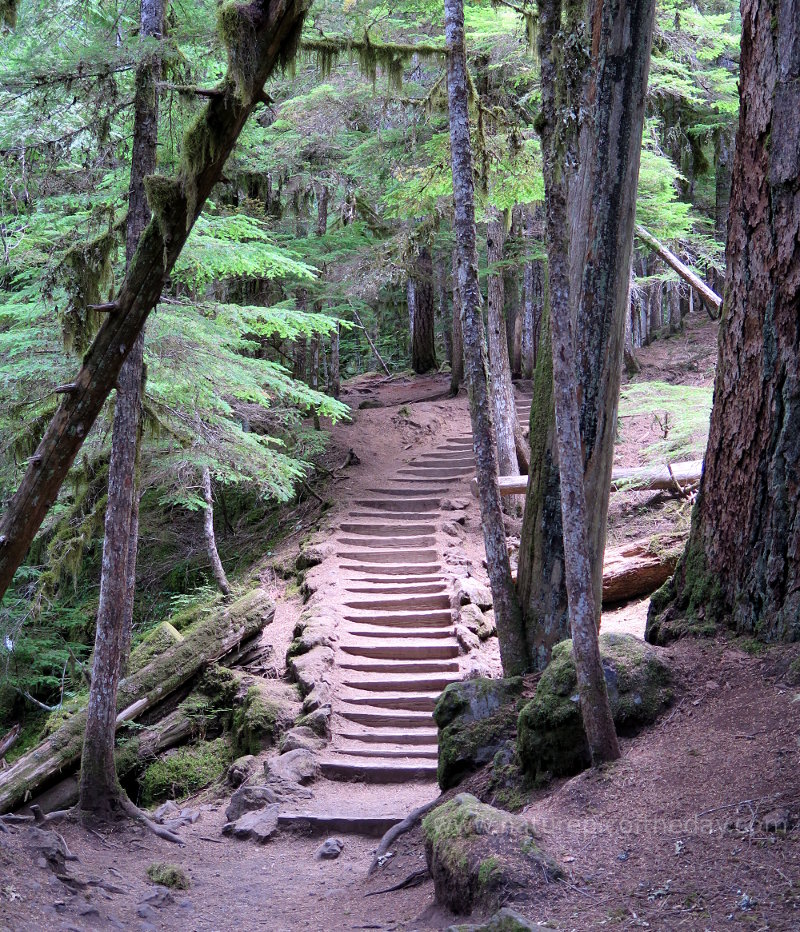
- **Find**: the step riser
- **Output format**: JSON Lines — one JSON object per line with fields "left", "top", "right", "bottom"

{"left": 340, "top": 644, "right": 459, "bottom": 659}
{"left": 342, "top": 612, "right": 452, "bottom": 627}
{"left": 344, "top": 584, "right": 447, "bottom": 595}
{"left": 320, "top": 762, "right": 437, "bottom": 783}
{"left": 338, "top": 731, "right": 438, "bottom": 745}
{"left": 344, "top": 678, "right": 457, "bottom": 692}
{"left": 340, "top": 524, "right": 436, "bottom": 536}
{"left": 334, "top": 748, "right": 439, "bottom": 760}
{"left": 342, "top": 696, "right": 439, "bottom": 712}
{"left": 346, "top": 628, "right": 453, "bottom": 639}
{"left": 340, "top": 563, "right": 442, "bottom": 575}
{"left": 344, "top": 595, "right": 450, "bottom": 611}
{"left": 338, "top": 550, "right": 439, "bottom": 564}
{"left": 339, "top": 710, "right": 434, "bottom": 728}
{"left": 339, "top": 661, "right": 459, "bottom": 674}
{"left": 338, "top": 537, "right": 437, "bottom": 549}
{"left": 353, "top": 500, "right": 440, "bottom": 512}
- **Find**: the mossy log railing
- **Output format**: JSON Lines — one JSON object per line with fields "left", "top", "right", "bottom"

{"left": 473, "top": 459, "right": 703, "bottom": 498}
{"left": 0, "top": 590, "right": 273, "bottom": 814}
{"left": 0, "top": 0, "right": 310, "bottom": 603}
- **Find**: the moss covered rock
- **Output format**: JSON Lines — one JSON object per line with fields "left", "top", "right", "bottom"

{"left": 446, "top": 907, "right": 539, "bottom": 931}
{"left": 232, "top": 679, "right": 298, "bottom": 756}
{"left": 434, "top": 677, "right": 524, "bottom": 790}
{"left": 422, "top": 793, "right": 560, "bottom": 915}
{"left": 517, "top": 634, "right": 672, "bottom": 782}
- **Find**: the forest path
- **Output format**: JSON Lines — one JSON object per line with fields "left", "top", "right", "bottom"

{"left": 316, "top": 378, "right": 532, "bottom": 785}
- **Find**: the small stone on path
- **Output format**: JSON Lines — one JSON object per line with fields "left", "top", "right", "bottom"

{"left": 315, "top": 838, "right": 344, "bottom": 860}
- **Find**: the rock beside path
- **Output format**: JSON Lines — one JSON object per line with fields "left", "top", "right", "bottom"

{"left": 446, "top": 907, "right": 540, "bottom": 931}
{"left": 225, "top": 785, "right": 278, "bottom": 823}
{"left": 222, "top": 804, "right": 279, "bottom": 843}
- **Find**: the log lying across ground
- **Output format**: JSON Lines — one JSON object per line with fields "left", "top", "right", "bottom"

{"left": 601, "top": 536, "right": 685, "bottom": 604}
{"left": 474, "top": 459, "right": 703, "bottom": 498}
{"left": 0, "top": 589, "right": 273, "bottom": 814}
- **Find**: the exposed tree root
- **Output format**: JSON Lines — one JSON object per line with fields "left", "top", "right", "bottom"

{"left": 365, "top": 867, "right": 430, "bottom": 895}
{"left": 119, "top": 796, "right": 183, "bottom": 844}
{"left": 367, "top": 798, "right": 439, "bottom": 876}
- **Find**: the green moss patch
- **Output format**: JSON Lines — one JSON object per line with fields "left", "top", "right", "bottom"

{"left": 517, "top": 634, "right": 673, "bottom": 782}
{"left": 232, "top": 680, "right": 297, "bottom": 756}
{"left": 146, "top": 862, "right": 191, "bottom": 890}
{"left": 140, "top": 736, "right": 232, "bottom": 806}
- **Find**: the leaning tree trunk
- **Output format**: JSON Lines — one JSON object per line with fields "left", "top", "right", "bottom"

{"left": 647, "top": 0, "right": 800, "bottom": 646}
{"left": 202, "top": 466, "right": 231, "bottom": 598}
{"left": 79, "top": 0, "right": 163, "bottom": 820}
{"left": 445, "top": 0, "right": 528, "bottom": 675}
{"left": 0, "top": 0, "right": 311, "bottom": 603}
{"left": 410, "top": 246, "right": 437, "bottom": 373}
{"left": 536, "top": 0, "right": 622, "bottom": 765}
{"left": 486, "top": 207, "right": 522, "bottom": 478}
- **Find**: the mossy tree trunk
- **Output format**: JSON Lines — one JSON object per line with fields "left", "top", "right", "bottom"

{"left": 449, "top": 246, "right": 464, "bottom": 395}
{"left": 445, "top": 0, "right": 528, "bottom": 675}
{"left": 648, "top": 0, "right": 800, "bottom": 645}
{"left": 79, "top": 0, "right": 164, "bottom": 821}
{"left": 0, "top": 0, "right": 312, "bottom": 602}
{"left": 202, "top": 466, "right": 231, "bottom": 598}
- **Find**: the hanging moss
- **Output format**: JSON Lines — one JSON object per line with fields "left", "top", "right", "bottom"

{"left": 143, "top": 174, "right": 185, "bottom": 245}
{"left": 58, "top": 229, "right": 116, "bottom": 355}
{"left": 217, "top": 2, "right": 260, "bottom": 104}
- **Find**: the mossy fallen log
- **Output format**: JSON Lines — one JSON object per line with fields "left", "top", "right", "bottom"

{"left": 0, "top": 589, "right": 273, "bottom": 814}
{"left": 602, "top": 537, "right": 684, "bottom": 604}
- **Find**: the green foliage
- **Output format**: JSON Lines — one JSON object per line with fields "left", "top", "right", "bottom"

{"left": 146, "top": 862, "right": 191, "bottom": 890}
{"left": 140, "top": 736, "right": 232, "bottom": 805}
{"left": 619, "top": 381, "right": 713, "bottom": 463}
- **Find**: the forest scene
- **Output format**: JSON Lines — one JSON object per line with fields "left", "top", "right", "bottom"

{"left": 0, "top": 0, "right": 798, "bottom": 928}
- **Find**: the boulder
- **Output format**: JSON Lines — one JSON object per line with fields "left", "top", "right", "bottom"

{"left": 225, "top": 785, "right": 278, "bottom": 823}
{"left": 423, "top": 794, "right": 559, "bottom": 915}
{"left": 446, "top": 908, "right": 539, "bottom": 931}
{"left": 433, "top": 678, "right": 524, "bottom": 790}
{"left": 226, "top": 754, "right": 256, "bottom": 788}
{"left": 288, "top": 613, "right": 338, "bottom": 657}
{"left": 287, "top": 646, "right": 335, "bottom": 697}
{"left": 223, "top": 805, "right": 279, "bottom": 843}
{"left": 279, "top": 726, "right": 325, "bottom": 753}
{"left": 443, "top": 520, "right": 466, "bottom": 539}
{"left": 297, "top": 706, "right": 330, "bottom": 737}
{"left": 296, "top": 544, "right": 331, "bottom": 571}
{"left": 456, "top": 624, "right": 481, "bottom": 654}
{"left": 266, "top": 748, "right": 318, "bottom": 785}
{"left": 517, "top": 633, "right": 673, "bottom": 782}
{"left": 232, "top": 680, "right": 298, "bottom": 757}
{"left": 457, "top": 578, "right": 493, "bottom": 610}
{"left": 441, "top": 498, "right": 470, "bottom": 511}
{"left": 460, "top": 604, "right": 496, "bottom": 641}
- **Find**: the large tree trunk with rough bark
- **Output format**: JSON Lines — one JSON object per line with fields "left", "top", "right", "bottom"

{"left": 410, "top": 246, "right": 437, "bottom": 373}
{"left": 647, "top": 0, "right": 800, "bottom": 646}
{"left": 536, "top": 0, "right": 621, "bottom": 765}
{"left": 79, "top": 0, "right": 163, "bottom": 821}
{"left": 445, "top": 0, "right": 528, "bottom": 675}
{"left": 518, "top": 0, "right": 655, "bottom": 670}
{"left": 486, "top": 208, "right": 522, "bottom": 478}
{"left": 0, "top": 0, "right": 311, "bottom": 603}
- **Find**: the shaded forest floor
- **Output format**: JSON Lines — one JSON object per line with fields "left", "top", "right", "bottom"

{"left": 3, "top": 313, "right": 799, "bottom": 931}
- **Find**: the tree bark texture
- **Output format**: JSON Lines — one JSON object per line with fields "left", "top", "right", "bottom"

{"left": 202, "top": 466, "right": 231, "bottom": 597}
{"left": 0, "top": 0, "right": 311, "bottom": 603}
{"left": 536, "top": 0, "right": 620, "bottom": 765}
{"left": 445, "top": 0, "right": 528, "bottom": 675}
{"left": 449, "top": 247, "right": 464, "bottom": 394}
{"left": 410, "top": 246, "right": 437, "bottom": 373}
{"left": 648, "top": 0, "right": 800, "bottom": 645}
{"left": 79, "top": 0, "right": 163, "bottom": 818}
{"left": 486, "top": 207, "right": 521, "bottom": 477}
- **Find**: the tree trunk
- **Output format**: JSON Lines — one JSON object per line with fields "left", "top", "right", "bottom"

{"left": 486, "top": 207, "right": 522, "bottom": 478}
{"left": 713, "top": 125, "right": 734, "bottom": 294}
{"left": 315, "top": 183, "right": 328, "bottom": 236}
{"left": 329, "top": 323, "right": 341, "bottom": 398}
{"left": 623, "top": 272, "right": 640, "bottom": 374}
{"left": 647, "top": 0, "right": 800, "bottom": 646}
{"left": 445, "top": 0, "right": 528, "bottom": 675}
{"left": 437, "top": 254, "right": 453, "bottom": 367}
{"left": 449, "top": 247, "right": 464, "bottom": 395}
{"left": 79, "top": 0, "right": 163, "bottom": 820}
{"left": 202, "top": 466, "right": 231, "bottom": 597}
{"left": 667, "top": 281, "right": 682, "bottom": 334}
{"left": 0, "top": 0, "right": 311, "bottom": 603}
{"left": 536, "top": 0, "right": 621, "bottom": 765}
{"left": 648, "top": 278, "right": 663, "bottom": 336}
{"left": 521, "top": 209, "right": 538, "bottom": 379}
{"left": 410, "top": 246, "right": 437, "bottom": 373}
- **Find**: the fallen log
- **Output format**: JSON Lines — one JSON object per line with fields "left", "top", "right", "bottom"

{"left": 602, "top": 537, "right": 684, "bottom": 604}
{"left": 473, "top": 459, "right": 703, "bottom": 498}
{"left": 0, "top": 724, "right": 20, "bottom": 762}
{"left": 0, "top": 588, "right": 273, "bottom": 814}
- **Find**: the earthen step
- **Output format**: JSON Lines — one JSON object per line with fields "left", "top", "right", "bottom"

{"left": 338, "top": 536, "right": 437, "bottom": 549}
{"left": 333, "top": 745, "right": 439, "bottom": 761}
{"left": 319, "top": 757, "right": 437, "bottom": 783}
{"left": 344, "top": 582, "right": 447, "bottom": 595}
{"left": 396, "top": 468, "right": 473, "bottom": 478}
{"left": 339, "top": 563, "right": 442, "bottom": 575}
{"left": 416, "top": 450, "right": 475, "bottom": 459}
{"left": 343, "top": 672, "right": 458, "bottom": 692}
{"left": 340, "top": 692, "right": 442, "bottom": 712}
{"left": 339, "top": 640, "right": 459, "bottom": 660}
{"left": 337, "top": 725, "right": 439, "bottom": 745}
{"left": 277, "top": 812, "right": 402, "bottom": 836}
{"left": 340, "top": 523, "right": 436, "bottom": 536}
{"left": 344, "top": 594, "right": 450, "bottom": 611}
{"left": 337, "top": 709, "right": 435, "bottom": 728}
{"left": 345, "top": 574, "right": 448, "bottom": 585}
{"left": 409, "top": 458, "right": 474, "bottom": 468}
{"left": 381, "top": 477, "right": 457, "bottom": 484}
{"left": 348, "top": 511, "right": 439, "bottom": 520}
{"left": 337, "top": 549, "right": 439, "bottom": 564}
{"left": 366, "top": 487, "right": 446, "bottom": 496}
{"left": 346, "top": 625, "right": 453, "bottom": 639}
{"left": 343, "top": 612, "right": 452, "bottom": 629}
{"left": 338, "top": 659, "right": 459, "bottom": 675}
{"left": 353, "top": 499, "right": 440, "bottom": 512}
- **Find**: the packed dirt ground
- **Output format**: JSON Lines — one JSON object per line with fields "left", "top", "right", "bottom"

{"left": 2, "top": 314, "right": 799, "bottom": 931}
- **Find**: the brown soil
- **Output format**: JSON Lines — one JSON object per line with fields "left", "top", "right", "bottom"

{"left": 4, "top": 315, "right": 799, "bottom": 932}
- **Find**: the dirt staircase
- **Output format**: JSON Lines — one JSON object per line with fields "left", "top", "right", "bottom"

{"left": 319, "top": 434, "right": 476, "bottom": 783}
